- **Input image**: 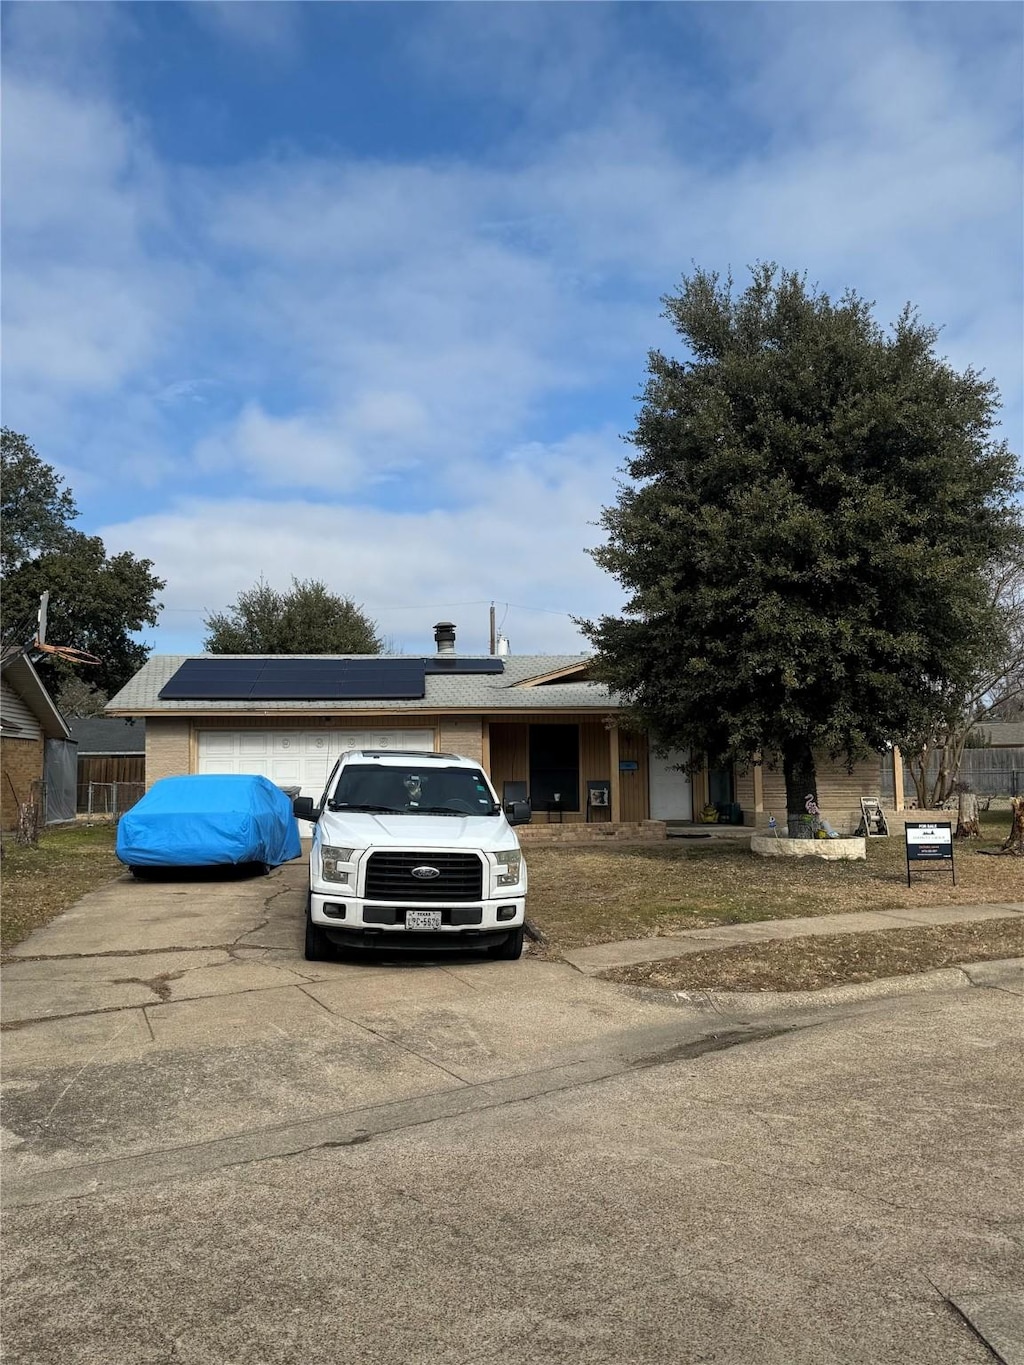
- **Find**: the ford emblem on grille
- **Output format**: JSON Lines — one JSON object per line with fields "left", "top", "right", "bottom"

{"left": 411, "top": 865, "right": 441, "bottom": 880}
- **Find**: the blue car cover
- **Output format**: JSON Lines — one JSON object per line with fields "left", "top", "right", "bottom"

{"left": 117, "top": 774, "right": 302, "bottom": 868}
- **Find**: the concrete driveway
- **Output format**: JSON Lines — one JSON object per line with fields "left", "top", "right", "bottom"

{"left": 2, "top": 861, "right": 1022, "bottom": 1363}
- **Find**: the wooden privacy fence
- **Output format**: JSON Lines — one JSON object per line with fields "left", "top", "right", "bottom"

{"left": 881, "top": 748, "right": 1024, "bottom": 802}
{"left": 76, "top": 755, "right": 144, "bottom": 813}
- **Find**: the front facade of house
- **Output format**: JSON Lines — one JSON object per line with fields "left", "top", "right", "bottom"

{"left": 106, "top": 645, "right": 894, "bottom": 834}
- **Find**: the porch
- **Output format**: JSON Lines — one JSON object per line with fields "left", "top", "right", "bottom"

{"left": 483, "top": 715, "right": 694, "bottom": 826}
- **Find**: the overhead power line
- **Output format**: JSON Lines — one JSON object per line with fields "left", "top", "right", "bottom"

{"left": 159, "top": 599, "right": 579, "bottom": 619}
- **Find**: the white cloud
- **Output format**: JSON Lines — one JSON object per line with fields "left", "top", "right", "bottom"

{"left": 99, "top": 429, "right": 624, "bottom": 655}
{"left": 186, "top": 1, "right": 302, "bottom": 56}
{"left": 1, "top": 70, "right": 192, "bottom": 468}
{"left": 193, "top": 404, "right": 364, "bottom": 488}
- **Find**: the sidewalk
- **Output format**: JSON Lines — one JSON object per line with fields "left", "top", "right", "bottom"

{"left": 561, "top": 901, "right": 1024, "bottom": 975}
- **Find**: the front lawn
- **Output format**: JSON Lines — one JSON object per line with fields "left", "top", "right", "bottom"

{"left": 1, "top": 822, "right": 122, "bottom": 955}
{"left": 527, "top": 811, "right": 1023, "bottom": 952}
{"left": 601, "top": 917, "right": 1024, "bottom": 994}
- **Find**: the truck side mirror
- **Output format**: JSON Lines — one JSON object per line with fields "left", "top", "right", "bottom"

{"left": 507, "top": 800, "right": 532, "bottom": 826}
{"left": 293, "top": 796, "right": 319, "bottom": 822}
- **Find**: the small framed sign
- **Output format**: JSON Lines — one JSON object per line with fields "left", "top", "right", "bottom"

{"left": 904, "top": 821, "right": 955, "bottom": 887}
{"left": 618, "top": 759, "right": 639, "bottom": 772}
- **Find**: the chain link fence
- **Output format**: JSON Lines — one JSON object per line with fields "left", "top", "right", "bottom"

{"left": 80, "top": 781, "right": 146, "bottom": 818}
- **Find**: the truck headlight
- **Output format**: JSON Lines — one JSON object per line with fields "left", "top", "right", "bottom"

{"left": 495, "top": 849, "right": 522, "bottom": 886}
{"left": 321, "top": 846, "right": 355, "bottom": 883}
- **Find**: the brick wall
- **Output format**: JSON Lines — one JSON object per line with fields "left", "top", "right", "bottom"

{"left": 438, "top": 718, "right": 483, "bottom": 765}
{"left": 519, "top": 820, "right": 666, "bottom": 844}
{"left": 1, "top": 737, "right": 44, "bottom": 830}
{"left": 145, "top": 718, "right": 192, "bottom": 787}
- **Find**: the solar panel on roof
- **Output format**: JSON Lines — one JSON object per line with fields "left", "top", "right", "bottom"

{"left": 159, "top": 659, "right": 263, "bottom": 700}
{"left": 159, "top": 657, "right": 426, "bottom": 701}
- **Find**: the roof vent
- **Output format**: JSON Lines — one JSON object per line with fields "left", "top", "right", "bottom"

{"left": 433, "top": 621, "right": 456, "bottom": 655}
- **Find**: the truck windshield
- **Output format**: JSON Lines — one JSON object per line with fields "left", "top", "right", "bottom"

{"left": 329, "top": 765, "right": 500, "bottom": 816}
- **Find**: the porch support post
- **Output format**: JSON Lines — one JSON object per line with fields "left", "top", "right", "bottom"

{"left": 481, "top": 720, "right": 491, "bottom": 778}
{"left": 752, "top": 753, "right": 764, "bottom": 813}
{"left": 609, "top": 723, "right": 621, "bottom": 823}
{"left": 892, "top": 745, "right": 905, "bottom": 811}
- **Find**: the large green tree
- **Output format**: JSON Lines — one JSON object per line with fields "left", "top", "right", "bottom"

{"left": 1, "top": 428, "right": 78, "bottom": 574}
{"left": 582, "top": 265, "right": 1021, "bottom": 823}
{"left": 204, "top": 578, "right": 383, "bottom": 654}
{"left": 1, "top": 430, "right": 165, "bottom": 700}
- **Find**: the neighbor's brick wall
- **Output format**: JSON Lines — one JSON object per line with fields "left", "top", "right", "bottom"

{"left": 438, "top": 718, "right": 484, "bottom": 765}
{"left": 1, "top": 737, "right": 45, "bottom": 830}
{"left": 145, "top": 718, "right": 192, "bottom": 788}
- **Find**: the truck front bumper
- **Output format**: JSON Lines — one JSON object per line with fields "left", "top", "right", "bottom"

{"left": 310, "top": 892, "right": 526, "bottom": 949}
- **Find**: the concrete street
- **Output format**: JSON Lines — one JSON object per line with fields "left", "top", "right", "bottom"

{"left": 2, "top": 862, "right": 1022, "bottom": 1363}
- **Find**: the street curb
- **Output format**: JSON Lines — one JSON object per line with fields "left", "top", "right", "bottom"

{"left": 605, "top": 956, "right": 1024, "bottom": 1018}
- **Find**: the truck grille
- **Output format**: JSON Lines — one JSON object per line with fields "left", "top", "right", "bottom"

{"left": 364, "top": 851, "right": 484, "bottom": 902}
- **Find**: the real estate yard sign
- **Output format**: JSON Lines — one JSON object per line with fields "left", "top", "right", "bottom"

{"left": 905, "top": 821, "right": 955, "bottom": 887}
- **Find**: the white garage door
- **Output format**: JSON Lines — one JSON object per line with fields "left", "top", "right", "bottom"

{"left": 197, "top": 728, "right": 436, "bottom": 799}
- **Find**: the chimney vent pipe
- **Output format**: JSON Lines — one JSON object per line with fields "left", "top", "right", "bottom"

{"left": 433, "top": 621, "right": 456, "bottom": 654}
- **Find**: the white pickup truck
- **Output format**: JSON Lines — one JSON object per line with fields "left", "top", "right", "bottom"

{"left": 293, "top": 749, "right": 532, "bottom": 961}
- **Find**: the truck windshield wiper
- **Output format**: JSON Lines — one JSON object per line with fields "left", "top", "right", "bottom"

{"left": 413, "top": 806, "right": 498, "bottom": 817}
{"left": 328, "top": 802, "right": 402, "bottom": 813}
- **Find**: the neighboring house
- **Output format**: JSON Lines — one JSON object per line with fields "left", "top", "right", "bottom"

{"left": 1, "top": 647, "right": 73, "bottom": 830}
{"left": 66, "top": 717, "right": 146, "bottom": 811}
{"left": 105, "top": 623, "right": 895, "bottom": 832}
{"left": 972, "top": 723, "right": 1024, "bottom": 748}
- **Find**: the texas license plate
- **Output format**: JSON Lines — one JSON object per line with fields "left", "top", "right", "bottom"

{"left": 406, "top": 910, "right": 443, "bottom": 931}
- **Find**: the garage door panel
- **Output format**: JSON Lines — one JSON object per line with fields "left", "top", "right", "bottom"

{"left": 238, "top": 734, "right": 269, "bottom": 755}
{"left": 200, "top": 758, "right": 237, "bottom": 776}
{"left": 302, "top": 758, "right": 332, "bottom": 790}
{"left": 201, "top": 734, "right": 236, "bottom": 756}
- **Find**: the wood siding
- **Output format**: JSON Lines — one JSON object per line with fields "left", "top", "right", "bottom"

{"left": 1, "top": 679, "right": 42, "bottom": 741}
{"left": 618, "top": 728, "right": 650, "bottom": 823}
{"left": 195, "top": 715, "right": 443, "bottom": 731}
{"left": 734, "top": 764, "right": 756, "bottom": 818}
{"left": 488, "top": 715, "right": 648, "bottom": 823}
{"left": 753, "top": 752, "right": 886, "bottom": 833}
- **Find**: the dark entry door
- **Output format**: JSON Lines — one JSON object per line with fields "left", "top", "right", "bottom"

{"left": 529, "top": 724, "right": 580, "bottom": 812}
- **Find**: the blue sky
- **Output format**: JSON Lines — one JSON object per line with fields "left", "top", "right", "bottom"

{"left": 3, "top": 1, "right": 1021, "bottom": 657}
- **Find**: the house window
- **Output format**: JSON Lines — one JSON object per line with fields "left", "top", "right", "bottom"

{"left": 529, "top": 724, "right": 580, "bottom": 812}
{"left": 708, "top": 765, "right": 734, "bottom": 806}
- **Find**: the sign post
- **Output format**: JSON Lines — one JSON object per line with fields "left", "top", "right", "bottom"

{"left": 904, "top": 821, "right": 955, "bottom": 887}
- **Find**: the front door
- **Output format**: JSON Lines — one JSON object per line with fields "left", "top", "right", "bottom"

{"left": 648, "top": 748, "right": 692, "bottom": 821}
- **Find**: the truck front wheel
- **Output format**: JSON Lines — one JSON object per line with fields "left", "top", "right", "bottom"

{"left": 304, "top": 897, "right": 333, "bottom": 962}
{"left": 489, "top": 926, "right": 524, "bottom": 960}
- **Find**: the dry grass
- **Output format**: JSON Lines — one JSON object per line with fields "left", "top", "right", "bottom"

{"left": 601, "top": 917, "right": 1024, "bottom": 994}
{"left": 527, "top": 811, "right": 1023, "bottom": 951}
{"left": 1, "top": 822, "right": 121, "bottom": 955}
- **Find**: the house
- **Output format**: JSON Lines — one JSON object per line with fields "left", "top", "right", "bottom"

{"left": 972, "top": 723, "right": 1024, "bottom": 748}
{"left": 105, "top": 623, "right": 896, "bottom": 834}
{"left": 66, "top": 717, "right": 145, "bottom": 812}
{"left": 1, "top": 647, "right": 73, "bottom": 830}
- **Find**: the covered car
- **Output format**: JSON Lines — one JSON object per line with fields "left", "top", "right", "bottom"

{"left": 116, "top": 774, "right": 302, "bottom": 870}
